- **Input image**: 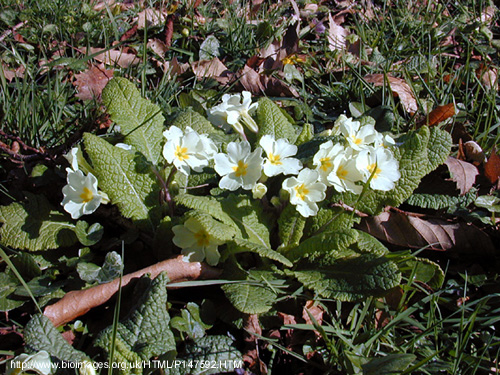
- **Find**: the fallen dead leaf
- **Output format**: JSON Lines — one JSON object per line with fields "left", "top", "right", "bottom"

{"left": 358, "top": 209, "right": 495, "bottom": 254}
{"left": 444, "top": 156, "right": 479, "bottom": 195}
{"left": 191, "top": 58, "right": 229, "bottom": 82}
{"left": 419, "top": 103, "right": 455, "bottom": 127}
{"left": 328, "top": 12, "right": 348, "bottom": 51}
{"left": 243, "top": 314, "right": 267, "bottom": 375}
{"left": 477, "top": 65, "right": 498, "bottom": 91}
{"left": 147, "top": 38, "right": 168, "bottom": 57}
{"left": 463, "top": 141, "right": 486, "bottom": 164}
{"left": 81, "top": 47, "right": 140, "bottom": 68}
{"left": 164, "top": 15, "right": 174, "bottom": 48}
{"left": 364, "top": 73, "right": 418, "bottom": 114}
{"left": 0, "top": 63, "right": 25, "bottom": 82}
{"left": 73, "top": 64, "right": 114, "bottom": 101}
{"left": 485, "top": 147, "right": 500, "bottom": 185}
{"left": 239, "top": 65, "right": 265, "bottom": 94}
{"left": 480, "top": 5, "right": 497, "bottom": 24}
{"left": 303, "top": 300, "right": 324, "bottom": 338}
{"left": 137, "top": 8, "right": 167, "bottom": 29}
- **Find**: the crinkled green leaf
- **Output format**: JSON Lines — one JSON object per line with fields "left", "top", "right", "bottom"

{"left": 176, "top": 194, "right": 271, "bottom": 247}
{"left": 257, "top": 97, "right": 297, "bottom": 143}
{"left": 75, "top": 221, "right": 104, "bottom": 246}
{"left": 223, "top": 238, "right": 293, "bottom": 267}
{"left": 289, "top": 254, "right": 401, "bottom": 301}
{"left": 77, "top": 251, "right": 123, "bottom": 284}
{"left": 184, "top": 210, "right": 236, "bottom": 242}
{"left": 84, "top": 133, "right": 161, "bottom": 231}
{"left": 0, "top": 272, "right": 24, "bottom": 311}
{"left": 475, "top": 195, "right": 500, "bottom": 213}
{"left": 303, "top": 206, "right": 356, "bottom": 237}
{"left": 287, "top": 229, "right": 359, "bottom": 263}
{"left": 354, "top": 230, "right": 389, "bottom": 256}
{"left": 172, "top": 336, "right": 243, "bottom": 375}
{"left": 278, "top": 204, "right": 306, "bottom": 251}
{"left": 362, "top": 353, "right": 416, "bottom": 375}
{"left": 337, "top": 126, "right": 451, "bottom": 215}
{"left": 11, "top": 252, "right": 41, "bottom": 280}
{"left": 406, "top": 190, "right": 476, "bottom": 211}
{"left": 172, "top": 108, "right": 222, "bottom": 135}
{"left": 94, "top": 273, "right": 175, "bottom": 362}
{"left": 199, "top": 35, "right": 220, "bottom": 60}
{"left": 102, "top": 77, "right": 164, "bottom": 164}
{"left": 170, "top": 302, "right": 212, "bottom": 339}
{"left": 222, "top": 282, "right": 276, "bottom": 314}
{"left": 24, "top": 314, "right": 89, "bottom": 362}
{"left": 0, "top": 193, "right": 77, "bottom": 251}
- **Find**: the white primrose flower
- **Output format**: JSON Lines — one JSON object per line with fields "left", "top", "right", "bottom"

{"left": 64, "top": 146, "right": 93, "bottom": 174}
{"left": 62, "top": 169, "right": 108, "bottom": 219}
{"left": 214, "top": 141, "right": 264, "bottom": 191}
{"left": 207, "top": 91, "right": 259, "bottom": 138}
{"left": 259, "top": 135, "right": 302, "bottom": 177}
{"left": 340, "top": 117, "right": 378, "bottom": 151}
{"left": 312, "top": 141, "right": 345, "bottom": 183}
{"left": 172, "top": 217, "right": 224, "bottom": 266}
{"left": 356, "top": 146, "right": 401, "bottom": 191}
{"left": 252, "top": 182, "right": 268, "bottom": 199}
{"left": 6, "top": 351, "right": 54, "bottom": 375}
{"left": 326, "top": 152, "right": 364, "bottom": 194}
{"left": 162, "top": 126, "right": 217, "bottom": 176}
{"left": 373, "top": 132, "right": 396, "bottom": 149}
{"left": 282, "top": 168, "right": 326, "bottom": 217}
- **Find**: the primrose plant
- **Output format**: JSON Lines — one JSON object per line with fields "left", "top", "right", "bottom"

{"left": 0, "top": 78, "right": 453, "bottom": 373}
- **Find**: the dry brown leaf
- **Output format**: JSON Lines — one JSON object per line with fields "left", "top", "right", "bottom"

{"left": 137, "top": 8, "right": 166, "bottom": 29}
{"left": 444, "top": 156, "right": 479, "bottom": 195}
{"left": 358, "top": 209, "right": 495, "bottom": 254}
{"left": 463, "top": 141, "right": 486, "bottom": 165}
{"left": 420, "top": 103, "right": 455, "bottom": 127}
{"left": 44, "top": 256, "right": 221, "bottom": 327}
{"left": 303, "top": 301, "right": 324, "bottom": 338}
{"left": 120, "top": 24, "right": 138, "bottom": 42}
{"left": 191, "top": 58, "right": 229, "bottom": 81}
{"left": 147, "top": 38, "right": 168, "bottom": 57}
{"left": 480, "top": 5, "right": 497, "bottom": 24}
{"left": 260, "top": 75, "right": 300, "bottom": 97}
{"left": 328, "top": 12, "right": 348, "bottom": 51}
{"left": 73, "top": 64, "right": 114, "bottom": 101}
{"left": 243, "top": 314, "right": 267, "bottom": 374}
{"left": 0, "top": 63, "right": 25, "bottom": 82}
{"left": 364, "top": 74, "right": 418, "bottom": 114}
{"left": 485, "top": 147, "right": 500, "bottom": 185}
{"left": 239, "top": 65, "right": 265, "bottom": 95}
{"left": 477, "top": 66, "right": 498, "bottom": 91}
{"left": 82, "top": 47, "right": 140, "bottom": 68}
{"left": 164, "top": 15, "right": 174, "bottom": 48}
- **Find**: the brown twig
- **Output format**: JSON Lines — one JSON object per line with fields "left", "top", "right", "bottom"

{"left": 43, "top": 256, "right": 222, "bottom": 327}
{"left": 330, "top": 201, "right": 369, "bottom": 217}
{"left": 0, "top": 21, "right": 28, "bottom": 43}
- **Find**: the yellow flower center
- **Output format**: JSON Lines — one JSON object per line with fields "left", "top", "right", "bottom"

{"left": 337, "top": 165, "right": 348, "bottom": 180}
{"left": 194, "top": 230, "right": 210, "bottom": 247}
{"left": 282, "top": 55, "right": 305, "bottom": 65}
{"left": 294, "top": 183, "right": 309, "bottom": 201}
{"left": 269, "top": 153, "right": 282, "bottom": 165}
{"left": 80, "top": 187, "right": 94, "bottom": 203}
{"left": 175, "top": 145, "right": 189, "bottom": 161}
{"left": 367, "top": 163, "right": 381, "bottom": 179}
{"left": 320, "top": 157, "right": 333, "bottom": 172}
{"left": 232, "top": 160, "right": 248, "bottom": 177}
{"left": 352, "top": 136, "right": 362, "bottom": 145}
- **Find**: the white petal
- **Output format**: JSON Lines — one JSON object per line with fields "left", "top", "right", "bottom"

{"left": 280, "top": 158, "right": 302, "bottom": 175}
{"left": 296, "top": 200, "right": 318, "bottom": 217}
{"left": 219, "top": 175, "right": 242, "bottom": 191}
{"left": 259, "top": 134, "right": 275, "bottom": 156}
{"left": 172, "top": 225, "right": 197, "bottom": 248}
{"left": 181, "top": 247, "right": 205, "bottom": 263}
{"left": 204, "top": 244, "right": 221, "bottom": 266}
{"left": 275, "top": 139, "right": 298, "bottom": 158}
{"left": 214, "top": 154, "right": 235, "bottom": 176}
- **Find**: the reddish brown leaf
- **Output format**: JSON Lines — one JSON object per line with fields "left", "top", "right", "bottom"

{"left": 364, "top": 74, "right": 418, "bottom": 114}
{"left": 444, "top": 156, "right": 479, "bottom": 195}
{"left": 463, "top": 140, "right": 486, "bottom": 164}
{"left": 303, "top": 301, "right": 324, "bottom": 338}
{"left": 239, "top": 65, "right": 265, "bottom": 95}
{"left": 485, "top": 148, "right": 500, "bottom": 185}
{"left": 73, "top": 64, "right": 114, "bottom": 101}
{"left": 358, "top": 209, "right": 495, "bottom": 254}
{"left": 164, "top": 15, "right": 174, "bottom": 48}
{"left": 191, "top": 58, "right": 229, "bottom": 82}
{"left": 424, "top": 104, "right": 455, "bottom": 127}
{"left": 243, "top": 314, "right": 267, "bottom": 374}
{"left": 81, "top": 47, "right": 140, "bottom": 68}
{"left": 120, "top": 24, "right": 138, "bottom": 41}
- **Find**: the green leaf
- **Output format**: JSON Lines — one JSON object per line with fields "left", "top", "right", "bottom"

{"left": 102, "top": 77, "right": 164, "bottom": 164}
{"left": 84, "top": 133, "right": 161, "bottom": 231}
{"left": 0, "top": 272, "right": 24, "bottom": 311}
{"left": 406, "top": 190, "right": 476, "bottom": 211}
{"left": 303, "top": 206, "right": 356, "bottom": 237}
{"left": 171, "top": 108, "right": 222, "bottom": 135}
{"left": 278, "top": 204, "right": 306, "bottom": 251}
{"left": 0, "top": 193, "right": 77, "bottom": 251}
{"left": 403, "top": 257, "right": 444, "bottom": 289}
{"left": 295, "top": 123, "right": 314, "bottom": 145}
{"left": 223, "top": 238, "right": 293, "bottom": 267}
{"left": 94, "top": 273, "right": 175, "bottom": 361}
{"left": 287, "top": 229, "right": 359, "bottom": 263}
{"left": 173, "top": 336, "right": 243, "bottom": 375}
{"left": 289, "top": 254, "right": 401, "bottom": 301}
{"left": 77, "top": 251, "right": 123, "bottom": 284}
{"left": 362, "top": 354, "right": 416, "bottom": 375}
{"left": 199, "top": 35, "right": 220, "bottom": 60}
{"left": 176, "top": 194, "right": 271, "bottom": 247}
{"left": 170, "top": 302, "right": 212, "bottom": 339}
{"left": 185, "top": 210, "right": 236, "bottom": 242}
{"left": 475, "top": 195, "right": 500, "bottom": 213}
{"left": 257, "top": 97, "right": 297, "bottom": 143}
{"left": 222, "top": 282, "right": 277, "bottom": 314}
{"left": 425, "top": 127, "right": 453, "bottom": 174}
{"left": 11, "top": 252, "right": 42, "bottom": 280}
{"left": 24, "top": 314, "right": 89, "bottom": 362}
{"left": 75, "top": 221, "right": 104, "bottom": 246}
{"left": 354, "top": 230, "right": 389, "bottom": 256}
